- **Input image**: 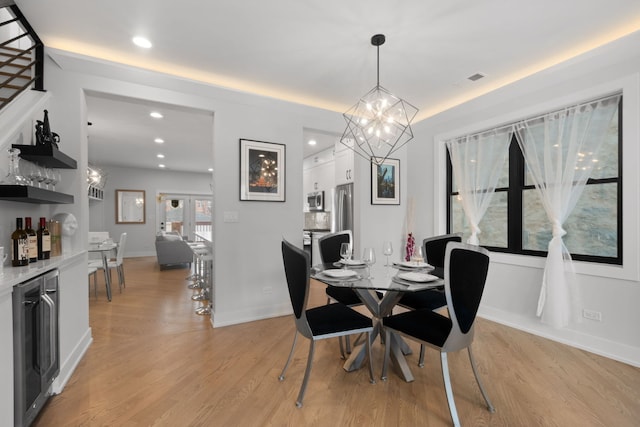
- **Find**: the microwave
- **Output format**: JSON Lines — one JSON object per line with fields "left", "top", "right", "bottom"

{"left": 307, "top": 191, "right": 324, "bottom": 211}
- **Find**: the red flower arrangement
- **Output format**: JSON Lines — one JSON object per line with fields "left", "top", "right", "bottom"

{"left": 405, "top": 233, "right": 415, "bottom": 261}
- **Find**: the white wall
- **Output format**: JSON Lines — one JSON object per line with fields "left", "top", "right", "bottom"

{"left": 42, "top": 48, "right": 347, "bottom": 329}
{"left": 407, "top": 31, "right": 640, "bottom": 366}
{"left": 89, "top": 165, "right": 210, "bottom": 256}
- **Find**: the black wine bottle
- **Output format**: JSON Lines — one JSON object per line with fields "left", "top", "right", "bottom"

{"left": 37, "top": 217, "right": 51, "bottom": 260}
{"left": 12, "top": 218, "right": 29, "bottom": 267}
{"left": 25, "top": 217, "right": 37, "bottom": 263}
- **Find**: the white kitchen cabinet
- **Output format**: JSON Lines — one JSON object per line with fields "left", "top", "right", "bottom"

{"left": 334, "top": 140, "right": 354, "bottom": 185}
{"left": 309, "top": 161, "right": 334, "bottom": 193}
{"left": 303, "top": 146, "right": 335, "bottom": 195}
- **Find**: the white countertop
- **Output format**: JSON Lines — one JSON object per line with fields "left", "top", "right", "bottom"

{"left": 0, "top": 250, "right": 85, "bottom": 296}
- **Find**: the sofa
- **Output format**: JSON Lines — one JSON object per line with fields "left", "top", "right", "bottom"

{"left": 155, "top": 232, "right": 194, "bottom": 270}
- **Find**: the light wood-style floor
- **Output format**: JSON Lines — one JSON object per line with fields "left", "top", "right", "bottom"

{"left": 34, "top": 256, "right": 640, "bottom": 426}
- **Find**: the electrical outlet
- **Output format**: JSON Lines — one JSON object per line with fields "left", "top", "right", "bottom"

{"left": 583, "top": 309, "right": 602, "bottom": 322}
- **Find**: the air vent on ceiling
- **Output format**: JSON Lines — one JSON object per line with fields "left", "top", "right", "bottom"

{"left": 467, "top": 72, "right": 486, "bottom": 82}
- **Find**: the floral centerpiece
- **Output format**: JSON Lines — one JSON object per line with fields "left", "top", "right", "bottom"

{"left": 405, "top": 232, "right": 415, "bottom": 261}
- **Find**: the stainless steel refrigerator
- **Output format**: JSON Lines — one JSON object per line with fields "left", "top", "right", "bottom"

{"left": 332, "top": 183, "right": 354, "bottom": 234}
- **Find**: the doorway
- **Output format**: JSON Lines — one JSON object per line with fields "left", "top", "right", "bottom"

{"left": 159, "top": 193, "right": 212, "bottom": 241}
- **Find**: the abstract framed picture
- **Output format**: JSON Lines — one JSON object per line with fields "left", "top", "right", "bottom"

{"left": 239, "top": 139, "right": 286, "bottom": 201}
{"left": 371, "top": 157, "right": 400, "bottom": 205}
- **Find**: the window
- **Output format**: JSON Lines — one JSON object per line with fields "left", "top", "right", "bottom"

{"left": 447, "top": 98, "right": 622, "bottom": 264}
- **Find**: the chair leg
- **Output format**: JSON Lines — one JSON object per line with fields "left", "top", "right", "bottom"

{"left": 93, "top": 271, "right": 98, "bottom": 299}
{"left": 279, "top": 331, "right": 298, "bottom": 381}
{"left": 296, "top": 340, "right": 315, "bottom": 408}
{"left": 119, "top": 264, "right": 126, "bottom": 288}
{"left": 418, "top": 344, "right": 425, "bottom": 367}
{"left": 440, "top": 352, "right": 461, "bottom": 427}
{"left": 345, "top": 336, "right": 352, "bottom": 354}
{"left": 381, "top": 328, "right": 391, "bottom": 381}
{"left": 339, "top": 336, "right": 346, "bottom": 360}
{"left": 365, "top": 331, "right": 375, "bottom": 384}
{"left": 468, "top": 346, "right": 495, "bottom": 413}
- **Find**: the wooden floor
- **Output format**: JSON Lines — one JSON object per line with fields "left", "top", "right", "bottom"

{"left": 35, "top": 256, "right": 640, "bottom": 426}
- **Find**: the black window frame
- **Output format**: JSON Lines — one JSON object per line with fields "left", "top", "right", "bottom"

{"left": 446, "top": 97, "right": 623, "bottom": 265}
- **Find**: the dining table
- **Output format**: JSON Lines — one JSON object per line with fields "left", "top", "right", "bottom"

{"left": 312, "top": 259, "right": 444, "bottom": 382}
{"left": 88, "top": 242, "right": 118, "bottom": 301}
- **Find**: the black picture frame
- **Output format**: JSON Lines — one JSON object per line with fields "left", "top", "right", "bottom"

{"left": 239, "top": 139, "right": 286, "bottom": 201}
{"left": 371, "top": 157, "right": 400, "bottom": 205}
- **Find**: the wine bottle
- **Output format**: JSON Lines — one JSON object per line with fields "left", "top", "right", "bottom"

{"left": 11, "top": 218, "right": 29, "bottom": 267}
{"left": 37, "top": 217, "right": 51, "bottom": 260}
{"left": 25, "top": 217, "right": 37, "bottom": 263}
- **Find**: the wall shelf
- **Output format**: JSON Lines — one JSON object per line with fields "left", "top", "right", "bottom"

{"left": 11, "top": 144, "right": 77, "bottom": 169}
{"left": 0, "top": 185, "right": 74, "bottom": 204}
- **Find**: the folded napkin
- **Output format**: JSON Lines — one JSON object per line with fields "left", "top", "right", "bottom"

{"left": 397, "top": 272, "right": 439, "bottom": 283}
{"left": 322, "top": 269, "right": 358, "bottom": 279}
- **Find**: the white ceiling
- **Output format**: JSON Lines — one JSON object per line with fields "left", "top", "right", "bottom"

{"left": 15, "top": 0, "right": 640, "bottom": 168}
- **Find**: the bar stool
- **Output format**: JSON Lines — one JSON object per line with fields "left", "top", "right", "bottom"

{"left": 187, "top": 243, "right": 208, "bottom": 289}
{"left": 194, "top": 254, "right": 213, "bottom": 316}
{"left": 191, "top": 249, "right": 211, "bottom": 302}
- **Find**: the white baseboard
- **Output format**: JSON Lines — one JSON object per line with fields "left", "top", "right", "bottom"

{"left": 478, "top": 306, "right": 640, "bottom": 368}
{"left": 51, "top": 327, "right": 93, "bottom": 394}
{"left": 213, "top": 304, "right": 292, "bottom": 328}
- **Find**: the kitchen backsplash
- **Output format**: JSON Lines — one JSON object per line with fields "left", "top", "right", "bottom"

{"left": 304, "top": 212, "right": 331, "bottom": 230}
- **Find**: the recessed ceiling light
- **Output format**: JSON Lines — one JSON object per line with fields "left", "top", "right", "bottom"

{"left": 157, "top": 154, "right": 165, "bottom": 159}
{"left": 158, "top": 164, "right": 166, "bottom": 168}
{"left": 132, "top": 36, "right": 152, "bottom": 49}
{"left": 308, "top": 139, "right": 317, "bottom": 146}
{"left": 154, "top": 138, "right": 164, "bottom": 144}
{"left": 208, "top": 168, "right": 213, "bottom": 172}
{"left": 150, "top": 111, "right": 163, "bottom": 119}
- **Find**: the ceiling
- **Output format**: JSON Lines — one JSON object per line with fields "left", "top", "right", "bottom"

{"left": 15, "top": 0, "right": 640, "bottom": 168}
{"left": 85, "top": 92, "right": 214, "bottom": 173}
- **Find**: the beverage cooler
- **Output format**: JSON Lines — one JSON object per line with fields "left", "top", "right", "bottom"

{"left": 13, "top": 269, "right": 59, "bottom": 427}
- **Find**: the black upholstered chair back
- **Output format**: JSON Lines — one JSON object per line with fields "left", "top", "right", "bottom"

{"left": 423, "top": 233, "right": 462, "bottom": 269}
{"left": 318, "top": 230, "right": 352, "bottom": 265}
{"left": 446, "top": 242, "right": 490, "bottom": 337}
{"left": 282, "top": 239, "right": 310, "bottom": 321}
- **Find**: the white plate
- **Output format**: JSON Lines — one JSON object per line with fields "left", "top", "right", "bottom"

{"left": 322, "top": 269, "right": 358, "bottom": 279}
{"left": 397, "top": 272, "right": 439, "bottom": 283}
{"left": 393, "top": 261, "right": 432, "bottom": 269}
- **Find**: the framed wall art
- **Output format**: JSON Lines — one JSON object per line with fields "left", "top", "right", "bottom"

{"left": 239, "top": 139, "right": 286, "bottom": 201}
{"left": 371, "top": 157, "right": 400, "bottom": 205}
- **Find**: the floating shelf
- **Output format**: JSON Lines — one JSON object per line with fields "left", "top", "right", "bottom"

{"left": 12, "top": 144, "right": 77, "bottom": 169}
{"left": 0, "top": 185, "right": 74, "bottom": 204}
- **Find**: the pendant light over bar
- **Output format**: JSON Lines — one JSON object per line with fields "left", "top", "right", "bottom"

{"left": 340, "top": 34, "right": 419, "bottom": 165}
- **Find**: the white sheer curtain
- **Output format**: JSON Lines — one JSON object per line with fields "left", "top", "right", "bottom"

{"left": 514, "top": 94, "right": 620, "bottom": 328}
{"left": 446, "top": 127, "right": 512, "bottom": 245}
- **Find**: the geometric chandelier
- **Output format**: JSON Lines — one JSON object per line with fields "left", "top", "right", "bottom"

{"left": 340, "top": 34, "right": 419, "bottom": 166}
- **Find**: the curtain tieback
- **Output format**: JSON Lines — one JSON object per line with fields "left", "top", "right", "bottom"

{"left": 552, "top": 221, "right": 566, "bottom": 238}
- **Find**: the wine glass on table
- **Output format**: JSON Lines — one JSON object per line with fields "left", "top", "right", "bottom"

{"left": 362, "top": 247, "right": 376, "bottom": 279}
{"left": 340, "top": 242, "right": 352, "bottom": 268}
{"left": 382, "top": 241, "right": 393, "bottom": 266}
{"left": 412, "top": 245, "right": 424, "bottom": 266}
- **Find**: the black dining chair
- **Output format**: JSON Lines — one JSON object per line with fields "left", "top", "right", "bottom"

{"left": 279, "top": 239, "right": 375, "bottom": 408}
{"left": 398, "top": 233, "right": 462, "bottom": 367}
{"left": 318, "top": 230, "right": 384, "bottom": 357}
{"left": 382, "top": 242, "right": 495, "bottom": 426}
